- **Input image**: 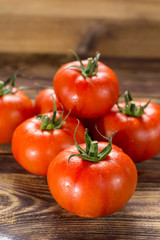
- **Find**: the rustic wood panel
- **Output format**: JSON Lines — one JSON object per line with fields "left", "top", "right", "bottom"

{"left": 0, "top": 0, "right": 160, "bottom": 57}
{"left": 90, "top": 20, "right": 160, "bottom": 58}
{"left": 1, "top": 0, "right": 160, "bottom": 20}
{"left": 0, "top": 144, "right": 11, "bottom": 154}
{"left": 0, "top": 155, "right": 160, "bottom": 240}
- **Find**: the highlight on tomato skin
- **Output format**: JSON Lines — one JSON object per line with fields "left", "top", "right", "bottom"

{"left": 47, "top": 129, "right": 137, "bottom": 218}
{"left": 93, "top": 91, "right": 160, "bottom": 163}
{"left": 53, "top": 52, "right": 120, "bottom": 119}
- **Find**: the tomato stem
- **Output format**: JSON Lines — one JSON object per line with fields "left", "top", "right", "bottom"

{"left": 117, "top": 91, "right": 151, "bottom": 118}
{"left": 89, "top": 141, "right": 98, "bottom": 158}
{"left": 69, "top": 51, "right": 100, "bottom": 80}
{"left": 68, "top": 121, "right": 116, "bottom": 163}
{"left": 0, "top": 71, "right": 28, "bottom": 97}
{"left": 0, "top": 81, "right": 4, "bottom": 96}
{"left": 37, "top": 97, "right": 70, "bottom": 131}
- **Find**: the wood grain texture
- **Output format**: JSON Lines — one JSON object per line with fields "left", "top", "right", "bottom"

{"left": 0, "top": 155, "right": 160, "bottom": 240}
{"left": 0, "top": 0, "right": 160, "bottom": 57}
{"left": 1, "top": 0, "right": 160, "bottom": 20}
{"left": 0, "top": 56, "right": 160, "bottom": 239}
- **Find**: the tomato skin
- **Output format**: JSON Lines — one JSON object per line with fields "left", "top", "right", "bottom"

{"left": 0, "top": 89, "right": 34, "bottom": 144}
{"left": 53, "top": 60, "right": 119, "bottom": 119}
{"left": 34, "top": 88, "right": 61, "bottom": 114}
{"left": 47, "top": 143, "right": 137, "bottom": 218}
{"left": 12, "top": 112, "right": 85, "bottom": 176}
{"left": 93, "top": 101, "right": 160, "bottom": 162}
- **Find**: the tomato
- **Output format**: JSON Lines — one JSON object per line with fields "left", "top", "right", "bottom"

{"left": 34, "top": 88, "right": 61, "bottom": 114}
{"left": 93, "top": 92, "right": 160, "bottom": 162}
{"left": 12, "top": 111, "right": 85, "bottom": 176}
{"left": 0, "top": 76, "right": 34, "bottom": 144}
{"left": 47, "top": 129, "right": 137, "bottom": 218}
{"left": 53, "top": 52, "right": 119, "bottom": 119}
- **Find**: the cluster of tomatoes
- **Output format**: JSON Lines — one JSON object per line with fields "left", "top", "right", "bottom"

{"left": 1, "top": 52, "right": 160, "bottom": 218}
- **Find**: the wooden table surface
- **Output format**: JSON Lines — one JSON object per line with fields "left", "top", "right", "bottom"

{"left": 0, "top": 55, "right": 160, "bottom": 240}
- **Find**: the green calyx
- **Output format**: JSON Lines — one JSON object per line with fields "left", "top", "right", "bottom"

{"left": 117, "top": 91, "right": 151, "bottom": 118}
{"left": 68, "top": 122, "right": 117, "bottom": 163}
{"left": 0, "top": 74, "right": 17, "bottom": 97}
{"left": 37, "top": 97, "right": 70, "bottom": 131}
{"left": 0, "top": 71, "right": 27, "bottom": 97}
{"left": 69, "top": 51, "right": 100, "bottom": 80}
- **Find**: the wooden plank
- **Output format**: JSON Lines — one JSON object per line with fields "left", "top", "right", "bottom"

{"left": 0, "top": 16, "right": 160, "bottom": 58}
{"left": 0, "top": 0, "right": 160, "bottom": 57}
{"left": 0, "top": 144, "right": 11, "bottom": 154}
{"left": 89, "top": 20, "right": 160, "bottom": 58}
{"left": 1, "top": 0, "right": 160, "bottom": 21}
{"left": 0, "top": 155, "right": 160, "bottom": 239}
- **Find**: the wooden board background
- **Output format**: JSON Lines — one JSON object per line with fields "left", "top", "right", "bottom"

{"left": 0, "top": 0, "right": 160, "bottom": 58}
{"left": 0, "top": 55, "right": 160, "bottom": 239}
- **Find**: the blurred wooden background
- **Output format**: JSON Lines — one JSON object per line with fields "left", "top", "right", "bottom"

{"left": 0, "top": 0, "right": 160, "bottom": 58}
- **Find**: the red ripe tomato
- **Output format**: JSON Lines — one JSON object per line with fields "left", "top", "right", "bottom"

{"left": 53, "top": 52, "right": 119, "bottom": 119}
{"left": 47, "top": 141, "right": 137, "bottom": 218}
{"left": 0, "top": 80, "right": 34, "bottom": 144}
{"left": 93, "top": 93, "right": 160, "bottom": 162}
{"left": 34, "top": 88, "right": 61, "bottom": 114}
{"left": 12, "top": 111, "right": 85, "bottom": 176}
